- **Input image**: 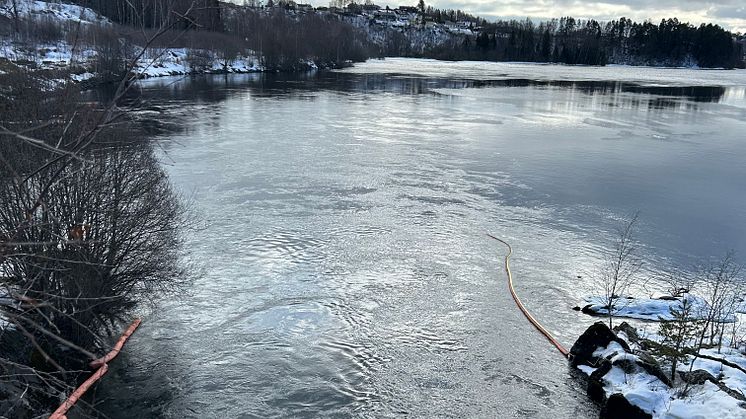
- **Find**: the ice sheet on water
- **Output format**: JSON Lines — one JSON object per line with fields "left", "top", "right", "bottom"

{"left": 338, "top": 58, "right": 746, "bottom": 88}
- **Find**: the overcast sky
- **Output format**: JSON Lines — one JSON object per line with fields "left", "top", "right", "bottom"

{"left": 289, "top": 1, "right": 746, "bottom": 33}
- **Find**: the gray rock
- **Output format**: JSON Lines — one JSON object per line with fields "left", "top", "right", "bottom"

{"left": 636, "top": 355, "right": 673, "bottom": 387}
{"left": 572, "top": 322, "right": 670, "bottom": 418}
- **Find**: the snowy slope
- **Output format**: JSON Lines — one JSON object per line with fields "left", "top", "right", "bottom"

{"left": 0, "top": 1, "right": 265, "bottom": 82}
{"left": 0, "top": 0, "right": 109, "bottom": 25}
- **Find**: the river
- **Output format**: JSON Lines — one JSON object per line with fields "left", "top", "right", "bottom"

{"left": 91, "top": 58, "right": 746, "bottom": 418}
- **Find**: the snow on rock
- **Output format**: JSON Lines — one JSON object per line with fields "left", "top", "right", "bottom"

{"left": 600, "top": 356, "right": 672, "bottom": 416}
{"left": 70, "top": 71, "right": 94, "bottom": 82}
{"left": 580, "top": 295, "right": 737, "bottom": 323}
{"left": 572, "top": 322, "right": 746, "bottom": 418}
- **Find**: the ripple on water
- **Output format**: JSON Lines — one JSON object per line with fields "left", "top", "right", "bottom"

{"left": 388, "top": 326, "right": 468, "bottom": 353}
{"left": 243, "top": 230, "right": 328, "bottom": 265}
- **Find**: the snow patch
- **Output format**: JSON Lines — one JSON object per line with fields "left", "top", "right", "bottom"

{"left": 581, "top": 295, "right": 737, "bottom": 322}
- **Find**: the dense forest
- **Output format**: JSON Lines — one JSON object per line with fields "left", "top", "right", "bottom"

{"left": 417, "top": 10, "right": 743, "bottom": 68}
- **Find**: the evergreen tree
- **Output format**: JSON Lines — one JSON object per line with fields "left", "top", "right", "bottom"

{"left": 655, "top": 297, "right": 703, "bottom": 385}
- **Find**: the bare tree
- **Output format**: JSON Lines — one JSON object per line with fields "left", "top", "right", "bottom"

{"left": 594, "top": 213, "right": 643, "bottom": 328}
{"left": 696, "top": 252, "right": 743, "bottom": 350}
{"left": 660, "top": 266, "right": 697, "bottom": 298}
{"left": 681, "top": 252, "right": 743, "bottom": 395}
{"left": 10, "top": 0, "right": 20, "bottom": 35}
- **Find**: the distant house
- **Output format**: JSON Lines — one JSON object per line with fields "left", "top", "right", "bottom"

{"left": 362, "top": 4, "right": 381, "bottom": 12}
{"left": 398, "top": 6, "right": 418, "bottom": 14}
{"left": 374, "top": 10, "right": 397, "bottom": 21}
{"left": 272, "top": 0, "right": 296, "bottom": 9}
{"left": 296, "top": 3, "right": 313, "bottom": 12}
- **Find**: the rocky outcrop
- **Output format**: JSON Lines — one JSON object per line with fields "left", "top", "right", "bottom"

{"left": 571, "top": 322, "right": 660, "bottom": 419}
{"left": 570, "top": 321, "right": 630, "bottom": 367}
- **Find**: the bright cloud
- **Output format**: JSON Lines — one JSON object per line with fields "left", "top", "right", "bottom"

{"left": 295, "top": 0, "right": 746, "bottom": 33}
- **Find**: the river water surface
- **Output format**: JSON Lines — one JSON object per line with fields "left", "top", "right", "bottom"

{"left": 93, "top": 59, "right": 746, "bottom": 418}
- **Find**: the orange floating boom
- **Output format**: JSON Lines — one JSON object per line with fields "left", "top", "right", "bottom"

{"left": 49, "top": 318, "right": 142, "bottom": 419}
{"left": 49, "top": 364, "right": 109, "bottom": 419}
{"left": 90, "top": 318, "right": 142, "bottom": 369}
{"left": 487, "top": 234, "right": 570, "bottom": 358}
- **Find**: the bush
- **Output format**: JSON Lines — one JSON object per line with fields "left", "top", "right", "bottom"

{"left": 0, "top": 68, "right": 185, "bottom": 416}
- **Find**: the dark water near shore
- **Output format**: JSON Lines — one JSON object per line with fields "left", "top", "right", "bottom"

{"left": 89, "top": 59, "right": 746, "bottom": 418}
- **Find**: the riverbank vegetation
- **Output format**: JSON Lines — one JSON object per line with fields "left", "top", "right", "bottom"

{"left": 0, "top": 6, "right": 192, "bottom": 415}
{"left": 576, "top": 216, "right": 746, "bottom": 417}
{"left": 0, "top": 0, "right": 375, "bottom": 83}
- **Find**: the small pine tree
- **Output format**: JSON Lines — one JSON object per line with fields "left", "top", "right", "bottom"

{"left": 656, "top": 297, "right": 703, "bottom": 385}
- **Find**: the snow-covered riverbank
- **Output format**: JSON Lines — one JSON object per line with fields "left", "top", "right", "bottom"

{"left": 572, "top": 322, "right": 746, "bottom": 418}
{"left": 1, "top": 1, "right": 326, "bottom": 86}
{"left": 578, "top": 294, "right": 746, "bottom": 322}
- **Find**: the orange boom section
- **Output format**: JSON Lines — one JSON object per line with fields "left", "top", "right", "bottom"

{"left": 487, "top": 234, "right": 570, "bottom": 358}
{"left": 90, "top": 318, "right": 142, "bottom": 369}
{"left": 49, "top": 318, "right": 142, "bottom": 419}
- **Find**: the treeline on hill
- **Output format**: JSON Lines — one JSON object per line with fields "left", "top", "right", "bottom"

{"left": 66, "top": 0, "right": 374, "bottom": 70}
{"left": 222, "top": 4, "right": 374, "bottom": 68}
{"left": 421, "top": 13, "right": 743, "bottom": 68}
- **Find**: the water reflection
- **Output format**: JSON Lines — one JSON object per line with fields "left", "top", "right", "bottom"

{"left": 108, "top": 71, "right": 746, "bottom": 141}
{"left": 90, "top": 68, "right": 743, "bottom": 107}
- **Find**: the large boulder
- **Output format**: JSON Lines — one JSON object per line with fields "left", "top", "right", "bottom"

{"left": 572, "top": 322, "right": 666, "bottom": 419}
{"left": 601, "top": 393, "right": 652, "bottom": 419}
{"left": 570, "top": 321, "right": 630, "bottom": 367}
